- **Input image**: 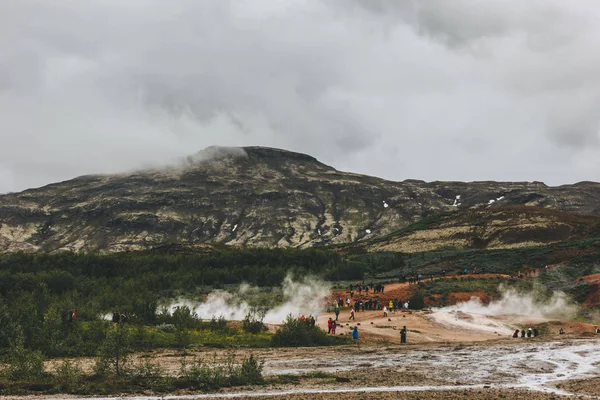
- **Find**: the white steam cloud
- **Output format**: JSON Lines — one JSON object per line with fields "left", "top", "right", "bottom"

{"left": 445, "top": 285, "right": 578, "bottom": 319}
{"left": 428, "top": 285, "right": 579, "bottom": 335}
{"left": 164, "top": 274, "right": 330, "bottom": 324}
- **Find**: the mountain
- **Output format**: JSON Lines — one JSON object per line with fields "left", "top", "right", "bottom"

{"left": 1, "top": 146, "right": 600, "bottom": 254}
{"left": 349, "top": 206, "right": 600, "bottom": 254}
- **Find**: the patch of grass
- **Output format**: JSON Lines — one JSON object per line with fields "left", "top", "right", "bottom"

{"left": 271, "top": 374, "right": 301, "bottom": 384}
{"left": 305, "top": 371, "right": 337, "bottom": 379}
{"left": 374, "top": 213, "right": 453, "bottom": 242}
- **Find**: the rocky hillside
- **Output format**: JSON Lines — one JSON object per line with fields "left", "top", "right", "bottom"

{"left": 1, "top": 146, "right": 600, "bottom": 253}
{"left": 352, "top": 206, "right": 600, "bottom": 254}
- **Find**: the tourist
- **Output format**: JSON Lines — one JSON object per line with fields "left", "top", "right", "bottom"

{"left": 112, "top": 311, "right": 120, "bottom": 330}
{"left": 352, "top": 326, "right": 359, "bottom": 344}
{"left": 349, "top": 308, "right": 355, "bottom": 320}
{"left": 512, "top": 329, "right": 519, "bottom": 338}
{"left": 400, "top": 326, "right": 407, "bottom": 344}
{"left": 327, "top": 318, "right": 333, "bottom": 334}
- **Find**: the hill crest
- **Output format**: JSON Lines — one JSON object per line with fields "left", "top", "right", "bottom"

{"left": 1, "top": 146, "right": 600, "bottom": 253}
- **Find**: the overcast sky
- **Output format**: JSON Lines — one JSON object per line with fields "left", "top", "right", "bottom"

{"left": 2, "top": 1, "right": 600, "bottom": 193}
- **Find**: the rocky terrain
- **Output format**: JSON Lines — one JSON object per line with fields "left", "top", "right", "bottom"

{"left": 1, "top": 146, "right": 599, "bottom": 253}
{"left": 356, "top": 206, "right": 600, "bottom": 253}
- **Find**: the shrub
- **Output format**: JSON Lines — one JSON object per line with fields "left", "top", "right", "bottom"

{"left": 178, "top": 352, "right": 264, "bottom": 390}
{"left": 271, "top": 315, "right": 336, "bottom": 347}
{"left": 131, "top": 358, "right": 166, "bottom": 380}
{"left": 242, "top": 309, "right": 267, "bottom": 334}
{"left": 52, "top": 360, "right": 83, "bottom": 393}
{"left": 179, "top": 354, "right": 227, "bottom": 390}
{"left": 172, "top": 306, "right": 198, "bottom": 330}
{"left": 237, "top": 354, "right": 264, "bottom": 384}
{"left": 94, "top": 327, "right": 132, "bottom": 376}
{"left": 408, "top": 292, "right": 425, "bottom": 310}
{"left": 209, "top": 316, "right": 229, "bottom": 332}
{"left": 7, "top": 339, "right": 45, "bottom": 381}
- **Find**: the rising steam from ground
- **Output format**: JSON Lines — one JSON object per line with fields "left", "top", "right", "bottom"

{"left": 442, "top": 284, "right": 579, "bottom": 319}
{"left": 427, "top": 284, "right": 580, "bottom": 335}
{"left": 163, "top": 274, "right": 330, "bottom": 324}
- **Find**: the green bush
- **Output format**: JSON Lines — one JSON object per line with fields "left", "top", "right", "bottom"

{"left": 52, "top": 360, "right": 83, "bottom": 393}
{"left": 271, "top": 315, "right": 337, "bottom": 347}
{"left": 94, "top": 327, "right": 132, "bottom": 376}
{"left": 209, "top": 316, "right": 229, "bottom": 332}
{"left": 236, "top": 354, "right": 264, "bottom": 385}
{"left": 408, "top": 292, "right": 425, "bottom": 310}
{"left": 242, "top": 309, "right": 267, "bottom": 334}
{"left": 7, "top": 339, "right": 45, "bottom": 381}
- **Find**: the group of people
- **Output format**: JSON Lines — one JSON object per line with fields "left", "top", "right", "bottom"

{"left": 325, "top": 298, "right": 409, "bottom": 345}
{"left": 299, "top": 314, "right": 317, "bottom": 328}
{"left": 349, "top": 282, "right": 386, "bottom": 295}
{"left": 327, "top": 317, "right": 338, "bottom": 334}
{"left": 512, "top": 327, "right": 539, "bottom": 338}
{"left": 112, "top": 311, "right": 129, "bottom": 329}
{"left": 328, "top": 298, "right": 408, "bottom": 315}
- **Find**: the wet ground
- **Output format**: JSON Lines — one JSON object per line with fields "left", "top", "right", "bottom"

{"left": 21, "top": 337, "right": 600, "bottom": 400}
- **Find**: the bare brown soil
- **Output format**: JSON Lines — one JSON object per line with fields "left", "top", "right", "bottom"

{"left": 559, "top": 376, "right": 600, "bottom": 396}
{"left": 229, "top": 389, "right": 573, "bottom": 400}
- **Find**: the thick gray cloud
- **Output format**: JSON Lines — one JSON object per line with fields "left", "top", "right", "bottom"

{"left": 1, "top": 0, "right": 599, "bottom": 193}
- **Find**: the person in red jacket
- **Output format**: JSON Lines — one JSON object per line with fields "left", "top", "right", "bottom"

{"left": 327, "top": 318, "right": 333, "bottom": 334}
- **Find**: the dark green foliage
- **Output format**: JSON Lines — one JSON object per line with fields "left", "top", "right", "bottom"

{"left": 7, "top": 337, "right": 45, "bottom": 381}
{"left": 210, "top": 316, "right": 229, "bottom": 332}
{"left": 242, "top": 309, "right": 267, "bottom": 334}
{"left": 94, "top": 327, "right": 132, "bottom": 376}
{"left": 238, "top": 354, "right": 264, "bottom": 384}
{"left": 407, "top": 292, "right": 425, "bottom": 310}
{"left": 52, "top": 360, "right": 83, "bottom": 393}
{"left": 271, "top": 315, "right": 342, "bottom": 347}
{"left": 0, "top": 248, "right": 360, "bottom": 358}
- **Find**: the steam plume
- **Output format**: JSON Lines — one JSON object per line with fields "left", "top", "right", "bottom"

{"left": 164, "top": 274, "right": 330, "bottom": 324}
{"left": 444, "top": 284, "right": 578, "bottom": 319}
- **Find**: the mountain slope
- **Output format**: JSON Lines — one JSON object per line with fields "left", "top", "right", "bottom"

{"left": 1, "top": 146, "right": 600, "bottom": 253}
{"left": 349, "top": 206, "right": 600, "bottom": 253}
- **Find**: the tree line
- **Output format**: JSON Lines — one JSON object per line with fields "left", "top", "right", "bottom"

{"left": 0, "top": 248, "right": 404, "bottom": 358}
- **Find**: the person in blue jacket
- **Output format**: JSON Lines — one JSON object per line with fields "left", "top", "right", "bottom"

{"left": 352, "top": 326, "right": 359, "bottom": 344}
